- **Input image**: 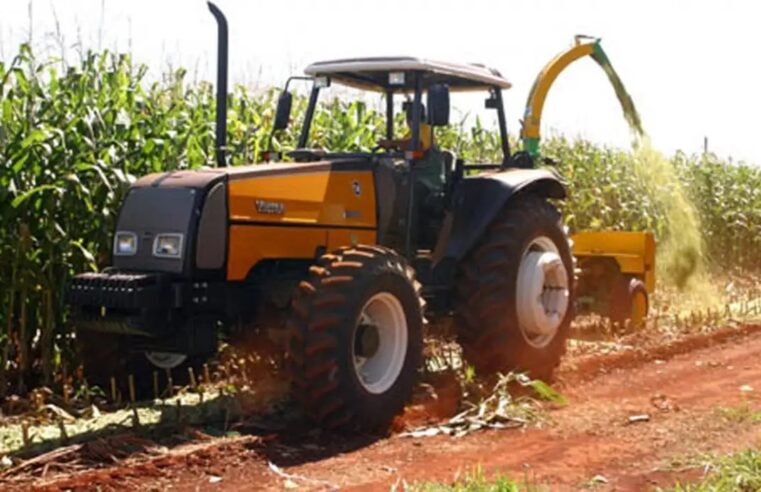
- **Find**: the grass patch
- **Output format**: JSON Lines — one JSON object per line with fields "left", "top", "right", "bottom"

{"left": 665, "top": 448, "right": 761, "bottom": 491}
{"left": 715, "top": 404, "right": 761, "bottom": 425}
{"left": 400, "top": 466, "right": 546, "bottom": 492}
{"left": 0, "top": 390, "right": 239, "bottom": 456}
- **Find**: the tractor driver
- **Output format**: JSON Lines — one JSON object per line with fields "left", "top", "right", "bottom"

{"left": 378, "top": 104, "right": 447, "bottom": 199}
{"left": 378, "top": 103, "right": 433, "bottom": 153}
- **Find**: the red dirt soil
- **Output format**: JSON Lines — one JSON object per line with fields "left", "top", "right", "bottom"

{"left": 7, "top": 323, "right": 761, "bottom": 491}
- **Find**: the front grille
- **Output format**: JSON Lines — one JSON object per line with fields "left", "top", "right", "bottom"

{"left": 66, "top": 272, "right": 167, "bottom": 310}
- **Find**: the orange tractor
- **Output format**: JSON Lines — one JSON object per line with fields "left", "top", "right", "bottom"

{"left": 66, "top": 4, "right": 648, "bottom": 431}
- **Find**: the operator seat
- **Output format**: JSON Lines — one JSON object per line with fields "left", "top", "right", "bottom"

{"left": 375, "top": 156, "right": 405, "bottom": 248}
{"left": 441, "top": 149, "right": 455, "bottom": 194}
{"left": 374, "top": 149, "right": 455, "bottom": 251}
{"left": 421, "top": 149, "right": 455, "bottom": 216}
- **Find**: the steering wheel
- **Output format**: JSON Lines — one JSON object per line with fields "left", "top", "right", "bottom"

{"left": 375, "top": 139, "right": 403, "bottom": 153}
{"left": 287, "top": 148, "right": 327, "bottom": 162}
{"left": 372, "top": 144, "right": 395, "bottom": 154}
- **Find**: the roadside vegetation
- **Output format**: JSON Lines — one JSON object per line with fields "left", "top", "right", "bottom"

{"left": 403, "top": 466, "right": 544, "bottom": 492}
{"left": 401, "top": 448, "right": 761, "bottom": 492}
{"left": 666, "top": 449, "right": 761, "bottom": 492}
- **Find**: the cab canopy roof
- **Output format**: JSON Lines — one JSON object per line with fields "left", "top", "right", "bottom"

{"left": 304, "top": 57, "right": 511, "bottom": 92}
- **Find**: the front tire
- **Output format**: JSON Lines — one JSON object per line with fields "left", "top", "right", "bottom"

{"left": 77, "top": 332, "right": 155, "bottom": 400}
{"left": 287, "top": 245, "right": 424, "bottom": 432}
{"left": 455, "top": 195, "right": 574, "bottom": 381}
{"left": 77, "top": 332, "right": 208, "bottom": 401}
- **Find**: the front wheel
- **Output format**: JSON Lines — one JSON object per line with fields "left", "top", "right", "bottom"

{"left": 455, "top": 195, "right": 574, "bottom": 381}
{"left": 287, "top": 245, "right": 424, "bottom": 432}
{"left": 78, "top": 332, "right": 209, "bottom": 401}
{"left": 77, "top": 332, "right": 160, "bottom": 400}
{"left": 144, "top": 352, "right": 188, "bottom": 370}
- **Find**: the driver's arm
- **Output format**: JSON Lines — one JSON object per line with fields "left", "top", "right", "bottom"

{"left": 378, "top": 137, "right": 411, "bottom": 149}
{"left": 380, "top": 124, "right": 432, "bottom": 151}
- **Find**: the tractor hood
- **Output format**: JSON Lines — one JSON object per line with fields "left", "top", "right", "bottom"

{"left": 113, "top": 159, "right": 375, "bottom": 277}
{"left": 113, "top": 186, "right": 201, "bottom": 275}
{"left": 130, "top": 159, "right": 371, "bottom": 188}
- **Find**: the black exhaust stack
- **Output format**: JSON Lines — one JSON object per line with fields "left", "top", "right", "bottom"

{"left": 207, "top": 2, "right": 228, "bottom": 167}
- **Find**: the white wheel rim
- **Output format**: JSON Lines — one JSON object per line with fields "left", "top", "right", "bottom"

{"left": 516, "top": 236, "right": 570, "bottom": 348}
{"left": 145, "top": 351, "right": 187, "bottom": 369}
{"left": 352, "top": 292, "right": 408, "bottom": 394}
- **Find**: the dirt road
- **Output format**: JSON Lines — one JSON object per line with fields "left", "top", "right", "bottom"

{"left": 12, "top": 324, "right": 761, "bottom": 491}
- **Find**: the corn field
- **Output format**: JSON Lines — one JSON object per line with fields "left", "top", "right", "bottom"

{"left": 1, "top": 46, "right": 760, "bottom": 397}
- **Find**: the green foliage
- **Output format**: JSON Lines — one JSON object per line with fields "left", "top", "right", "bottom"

{"left": 715, "top": 404, "right": 761, "bottom": 424}
{"left": 404, "top": 466, "right": 545, "bottom": 492}
{"left": 1, "top": 45, "right": 760, "bottom": 395}
{"left": 666, "top": 448, "right": 761, "bottom": 491}
{"left": 525, "top": 378, "right": 566, "bottom": 406}
{"left": 544, "top": 138, "right": 761, "bottom": 273}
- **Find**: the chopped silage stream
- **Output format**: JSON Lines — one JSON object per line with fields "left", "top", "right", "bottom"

{"left": 595, "top": 51, "right": 708, "bottom": 294}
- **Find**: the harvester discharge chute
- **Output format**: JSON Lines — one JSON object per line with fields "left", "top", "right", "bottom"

{"left": 521, "top": 35, "right": 643, "bottom": 158}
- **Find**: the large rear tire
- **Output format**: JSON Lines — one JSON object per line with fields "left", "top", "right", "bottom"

{"left": 610, "top": 276, "right": 649, "bottom": 330}
{"left": 455, "top": 195, "right": 574, "bottom": 381}
{"left": 287, "top": 245, "right": 424, "bottom": 432}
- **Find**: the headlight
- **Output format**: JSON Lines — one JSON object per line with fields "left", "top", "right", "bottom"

{"left": 113, "top": 232, "right": 137, "bottom": 256}
{"left": 153, "top": 233, "right": 184, "bottom": 258}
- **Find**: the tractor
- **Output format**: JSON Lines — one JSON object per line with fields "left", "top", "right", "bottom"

{"left": 66, "top": 4, "right": 657, "bottom": 432}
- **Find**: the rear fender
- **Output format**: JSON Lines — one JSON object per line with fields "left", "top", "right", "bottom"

{"left": 439, "top": 168, "right": 566, "bottom": 263}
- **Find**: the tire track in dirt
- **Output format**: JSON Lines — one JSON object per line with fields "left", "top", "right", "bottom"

{"left": 10, "top": 323, "right": 761, "bottom": 491}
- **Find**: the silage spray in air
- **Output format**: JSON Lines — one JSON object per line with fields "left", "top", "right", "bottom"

{"left": 591, "top": 51, "right": 706, "bottom": 291}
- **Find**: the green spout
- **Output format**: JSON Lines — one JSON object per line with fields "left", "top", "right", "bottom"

{"left": 590, "top": 43, "right": 644, "bottom": 138}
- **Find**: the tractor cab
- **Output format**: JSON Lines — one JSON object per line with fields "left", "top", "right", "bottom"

{"left": 267, "top": 57, "right": 527, "bottom": 257}
{"left": 270, "top": 57, "right": 512, "bottom": 161}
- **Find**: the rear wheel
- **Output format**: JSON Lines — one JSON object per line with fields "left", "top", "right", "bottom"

{"left": 455, "top": 195, "right": 574, "bottom": 381}
{"left": 610, "top": 276, "right": 649, "bottom": 330}
{"left": 287, "top": 245, "right": 424, "bottom": 432}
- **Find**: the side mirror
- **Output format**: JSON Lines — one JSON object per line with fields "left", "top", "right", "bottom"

{"left": 427, "top": 84, "right": 450, "bottom": 126}
{"left": 273, "top": 91, "right": 292, "bottom": 131}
